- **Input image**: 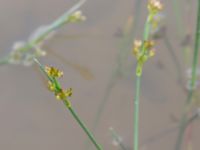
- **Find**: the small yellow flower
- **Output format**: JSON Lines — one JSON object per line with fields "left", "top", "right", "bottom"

{"left": 132, "top": 1, "right": 161, "bottom": 77}
{"left": 65, "top": 88, "right": 73, "bottom": 97}
{"left": 45, "top": 66, "right": 63, "bottom": 78}
{"left": 144, "top": 40, "right": 155, "bottom": 49}
{"left": 147, "top": 0, "right": 163, "bottom": 27}
{"left": 134, "top": 40, "right": 142, "bottom": 48}
{"left": 133, "top": 40, "right": 155, "bottom": 57}
{"left": 149, "top": 49, "right": 155, "bottom": 57}
{"left": 148, "top": 0, "right": 163, "bottom": 14}
{"left": 69, "top": 11, "right": 86, "bottom": 23}
{"left": 55, "top": 90, "right": 66, "bottom": 100}
{"left": 48, "top": 81, "right": 56, "bottom": 91}
{"left": 133, "top": 40, "right": 142, "bottom": 57}
{"left": 55, "top": 88, "right": 73, "bottom": 100}
{"left": 132, "top": 39, "right": 156, "bottom": 64}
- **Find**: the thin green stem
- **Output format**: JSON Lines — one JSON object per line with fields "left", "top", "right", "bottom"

{"left": 141, "top": 19, "right": 150, "bottom": 54}
{"left": 144, "top": 20, "right": 151, "bottom": 40}
{"left": 120, "top": 0, "right": 143, "bottom": 73}
{"left": 29, "top": 0, "right": 86, "bottom": 47}
{"left": 133, "top": 11, "right": 151, "bottom": 150}
{"left": 34, "top": 59, "right": 102, "bottom": 150}
{"left": 0, "top": 0, "right": 86, "bottom": 63}
{"left": 84, "top": 1, "right": 143, "bottom": 150}
{"left": 175, "top": 1, "right": 200, "bottom": 150}
{"left": 63, "top": 101, "right": 103, "bottom": 150}
{"left": 84, "top": 71, "right": 117, "bottom": 150}
{"left": 134, "top": 76, "right": 141, "bottom": 150}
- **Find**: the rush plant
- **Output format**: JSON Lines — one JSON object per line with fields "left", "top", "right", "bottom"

{"left": 34, "top": 58, "right": 103, "bottom": 150}
{"left": 132, "top": 1, "right": 163, "bottom": 150}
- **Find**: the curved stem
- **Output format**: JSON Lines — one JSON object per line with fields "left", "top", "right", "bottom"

{"left": 175, "top": 1, "right": 200, "bottom": 150}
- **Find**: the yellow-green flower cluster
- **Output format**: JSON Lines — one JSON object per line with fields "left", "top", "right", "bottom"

{"left": 9, "top": 41, "right": 47, "bottom": 66}
{"left": 45, "top": 66, "right": 64, "bottom": 78}
{"left": 133, "top": 40, "right": 155, "bottom": 59}
{"left": 148, "top": 0, "right": 163, "bottom": 14}
{"left": 68, "top": 11, "right": 86, "bottom": 23}
{"left": 147, "top": 0, "right": 163, "bottom": 29}
{"left": 45, "top": 66, "right": 72, "bottom": 106}
{"left": 48, "top": 81, "right": 72, "bottom": 99}
{"left": 132, "top": 40, "right": 155, "bottom": 76}
{"left": 132, "top": 0, "right": 163, "bottom": 77}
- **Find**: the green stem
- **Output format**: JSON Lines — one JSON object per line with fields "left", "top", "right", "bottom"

{"left": 144, "top": 20, "right": 150, "bottom": 40}
{"left": 30, "top": 0, "right": 86, "bottom": 46}
{"left": 141, "top": 19, "right": 150, "bottom": 53}
{"left": 84, "top": 71, "right": 117, "bottom": 150}
{"left": 133, "top": 11, "right": 151, "bottom": 150}
{"left": 0, "top": 0, "right": 86, "bottom": 63}
{"left": 175, "top": 1, "right": 200, "bottom": 150}
{"left": 120, "top": 0, "right": 143, "bottom": 72}
{"left": 134, "top": 76, "right": 141, "bottom": 150}
{"left": 34, "top": 59, "right": 102, "bottom": 150}
{"left": 63, "top": 100, "right": 103, "bottom": 150}
{"left": 84, "top": 1, "right": 143, "bottom": 150}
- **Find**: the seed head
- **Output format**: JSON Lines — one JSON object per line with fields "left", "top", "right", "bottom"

{"left": 45, "top": 66, "right": 63, "bottom": 78}
{"left": 69, "top": 11, "right": 86, "bottom": 23}
{"left": 148, "top": 0, "right": 163, "bottom": 14}
{"left": 133, "top": 40, "right": 142, "bottom": 57}
{"left": 48, "top": 81, "right": 56, "bottom": 91}
{"left": 55, "top": 88, "right": 73, "bottom": 100}
{"left": 132, "top": 40, "right": 156, "bottom": 59}
{"left": 144, "top": 40, "right": 155, "bottom": 49}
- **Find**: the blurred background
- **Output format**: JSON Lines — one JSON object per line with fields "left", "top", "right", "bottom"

{"left": 0, "top": 0, "right": 200, "bottom": 150}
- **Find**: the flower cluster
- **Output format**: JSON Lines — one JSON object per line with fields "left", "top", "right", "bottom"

{"left": 148, "top": 0, "right": 163, "bottom": 14}
{"left": 147, "top": 0, "right": 163, "bottom": 29}
{"left": 9, "top": 42, "right": 46, "bottom": 66}
{"left": 132, "top": 0, "right": 163, "bottom": 76}
{"left": 45, "top": 66, "right": 64, "bottom": 78}
{"left": 45, "top": 66, "right": 72, "bottom": 106}
{"left": 7, "top": 9, "right": 86, "bottom": 67}
{"left": 133, "top": 40, "right": 155, "bottom": 59}
{"left": 68, "top": 11, "right": 86, "bottom": 23}
{"left": 132, "top": 40, "right": 155, "bottom": 76}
